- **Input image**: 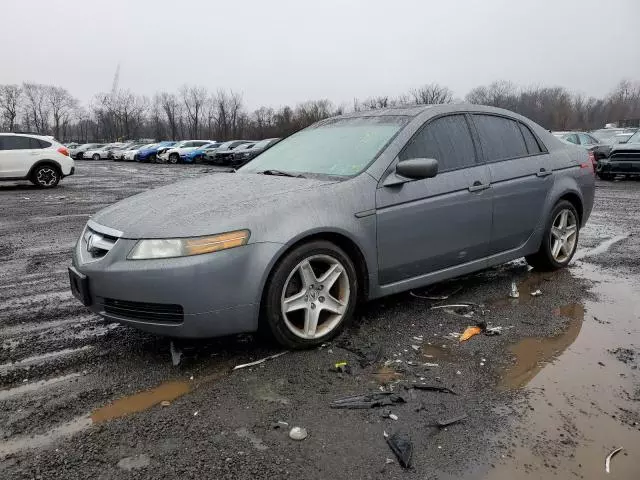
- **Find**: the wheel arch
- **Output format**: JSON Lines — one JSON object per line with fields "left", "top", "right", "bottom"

{"left": 258, "top": 229, "right": 372, "bottom": 317}
{"left": 27, "top": 160, "right": 62, "bottom": 179}
{"left": 558, "top": 191, "right": 583, "bottom": 226}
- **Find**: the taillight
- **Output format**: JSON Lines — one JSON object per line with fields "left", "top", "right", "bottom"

{"left": 57, "top": 146, "right": 70, "bottom": 157}
{"left": 588, "top": 150, "right": 596, "bottom": 168}
{"left": 580, "top": 152, "right": 595, "bottom": 175}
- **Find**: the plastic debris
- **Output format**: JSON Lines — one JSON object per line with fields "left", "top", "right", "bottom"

{"left": 389, "top": 413, "right": 399, "bottom": 421}
{"left": 412, "top": 384, "right": 458, "bottom": 395}
{"left": 412, "top": 336, "right": 424, "bottom": 341}
{"left": 485, "top": 326, "right": 503, "bottom": 336}
{"left": 385, "top": 432, "right": 413, "bottom": 468}
{"left": 289, "top": 427, "right": 308, "bottom": 441}
{"left": 605, "top": 447, "right": 623, "bottom": 473}
{"left": 460, "top": 326, "right": 483, "bottom": 342}
{"left": 330, "top": 392, "right": 406, "bottom": 409}
{"left": 530, "top": 289, "right": 542, "bottom": 297}
{"left": 436, "top": 413, "right": 468, "bottom": 427}
{"left": 411, "top": 345, "right": 420, "bottom": 351}
{"left": 233, "top": 351, "right": 287, "bottom": 371}
{"left": 160, "top": 400, "right": 171, "bottom": 407}
{"left": 330, "top": 361, "right": 352, "bottom": 374}
{"left": 422, "top": 362, "right": 439, "bottom": 368}
{"left": 193, "top": 411, "right": 199, "bottom": 416}
{"left": 509, "top": 282, "right": 520, "bottom": 298}
{"left": 170, "top": 341, "right": 183, "bottom": 366}
{"left": 385, "top": 458, "right": 394, "bottom": 464}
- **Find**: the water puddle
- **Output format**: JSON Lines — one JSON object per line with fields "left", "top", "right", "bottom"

{"left": 479, "top": 261, "right": 640, "bottom": 479}
{"left": 372, "top": 366, "right": 403, "bottom": 384}
{"left": 421, "top": 344, "right": 455, "bottom": 361}
{"left": 91, "top": 380, "right": 191, "bottom": 423}
{"left": 573, "top": 233, "right": 630, "bottom": 260}
{"left": 500, "top": 304, "right": 584, "bottom": 389}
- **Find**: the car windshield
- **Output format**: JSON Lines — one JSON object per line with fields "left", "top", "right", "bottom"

{"left": 624, "top": 131, "right": 640, "bottom": 143}
{"left": 240, "top": 116, "right": 408, "bottom": 177}
{"left": 591, "top": 129, "right": 624, "bottom": 143}
{"left": 252, "top": 139, "right": 275, "bottom": 149}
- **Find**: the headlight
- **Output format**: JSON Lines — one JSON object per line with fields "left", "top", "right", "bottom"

{"left": 128, "top": 230, "right": 250, "bottom": 260}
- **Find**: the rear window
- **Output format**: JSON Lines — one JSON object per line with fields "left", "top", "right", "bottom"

{"left": 473, "top": 114, "right": 529, "bottom": 162}
{"left": 519, "top": 124, "right": 543, "bottom": 154}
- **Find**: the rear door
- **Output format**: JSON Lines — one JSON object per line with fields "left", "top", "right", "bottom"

{"left": 0, "top": 135, "right": 37, "bottom": 178}
{"left": 471, "top": 114, "right": 552, "bottom": 254}
{"left": 376, "top": 114, "right": 493, "bottom": 284}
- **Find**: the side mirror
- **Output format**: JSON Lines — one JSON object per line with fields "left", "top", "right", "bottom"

{"left": 396, "top": 158, "right": 438, "bottom": 180}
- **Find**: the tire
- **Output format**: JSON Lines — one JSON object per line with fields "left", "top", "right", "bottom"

{"left": 526, "top": 200, "right": 580, "bottom": 271}
{"left": 149, "top": 154, "right": 157, "bottom": 164}
{"left": 92, "top": 154, "right": 100, "bottom": 161}
{"left": 598, "top": 172, "right": 613, "bottom": 180}
{"left": 262, "top": 240, "right": 358, "bottom": 349}
{"left": 30, "top": 164, "right": 60, "bottom": 188}
{"left": 169, "top": 153, "right": 179, "bottom": 164}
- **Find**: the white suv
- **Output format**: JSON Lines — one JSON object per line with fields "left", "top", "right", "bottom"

{"left": 157, "top": 140, "right": 213, "bottom": 164}
{"left": 0, "top": 133, "right": 75, "bottom": 188}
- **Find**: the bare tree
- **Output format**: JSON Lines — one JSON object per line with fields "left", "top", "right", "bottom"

{"left": 22, "top": 83, "right": 50, "bottom": 133}
{"left": 0, "top": 84, "right": 22, "bottom": 131}
{"left": 158, "top": 92, "right": 181, "bottom": 140}
{"left": 47, "top": 86, "right": 78, "bottom": 140}
{"left": 180, "top": 85, "right": 208, "bottom": 138}
{"left": 408, "top": 83, "right": 454, "bottom": 105}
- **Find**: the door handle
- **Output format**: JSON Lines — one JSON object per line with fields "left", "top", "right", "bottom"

{"left": 536, "top": 168, "right": 552, "bottom": 177}
{"left": 468, "top": 181, "right": 490, "bottom": 192}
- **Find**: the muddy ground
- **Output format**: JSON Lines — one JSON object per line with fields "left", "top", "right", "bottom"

{"left": 0, "top": 161, "right": 638, "bottom": 479}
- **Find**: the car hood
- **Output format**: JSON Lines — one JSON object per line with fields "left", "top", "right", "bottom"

{"left": 610, "top": 143, "right": 640, "bottom": 152}
{"left": 91, "top": 173, "right": 338, "bottom": 238}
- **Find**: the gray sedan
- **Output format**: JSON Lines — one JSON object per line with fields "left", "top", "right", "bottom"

{"left": 69, "top": 104, "right": 595, "bottom": 348}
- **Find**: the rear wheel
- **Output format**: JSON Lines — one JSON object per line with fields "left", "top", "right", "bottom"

{"left": 262, "top": 241, "right": 358, "bottom": 349}
{"left": 30, "top": 165, "right": 60, "bottom": 188}
{"left": 169, "top": 153, "right": 180, "bottom": 164}
{"left": 92, "top": 154, "right": 100, "bottom": 161}
{"left": 526, "top": 200, "right": 579, "bottom": 271}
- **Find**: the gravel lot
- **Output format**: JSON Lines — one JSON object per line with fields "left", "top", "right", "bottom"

{"left": 0, "top": 161, "right": 638, "bottom": 479}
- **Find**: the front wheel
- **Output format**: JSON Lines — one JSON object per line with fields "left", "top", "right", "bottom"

{"left": 169, "top": 153, "right": 179, "bottom": 164}
{"left": 526, "top": 200, "right": 579, "bottom": 271}
{"left": 30, "top": 165, "right": 60, "bottom": 188}
{"left": 262, "top": 241, "right": 358, "bottom": 349}
{"left": 92, "top": 154, "right": 100, "bottom": 161}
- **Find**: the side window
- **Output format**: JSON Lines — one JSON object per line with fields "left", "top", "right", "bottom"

{"left": 473, "top": 114, "right": 529, "bottom": 161}
{"left": 399, "top": 114, "right": 477, "bottom": 171}
{"left": 1, "top": 136, "right": 33, "bottom": 150}
{"left": 578, "top": 133, "right": 595, "bottom": 145}
{"left": 519, "top": 123, "right": 543, "bottom": 154}
{"left": 564, "top": 134, "right": 579, "bottom": 145}
{"left": 30, "top": 138, "right": 50, "bottom": 149}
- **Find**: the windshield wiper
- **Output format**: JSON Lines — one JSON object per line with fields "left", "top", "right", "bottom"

{"left": 258, "top": 169, "right": 305, "bottom": 178}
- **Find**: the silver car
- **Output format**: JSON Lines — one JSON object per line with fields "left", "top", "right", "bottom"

{"left": 69, "top": 104, "right": 595, "bottom": 348}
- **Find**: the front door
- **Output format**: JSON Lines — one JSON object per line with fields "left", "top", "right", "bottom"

{"left": 376, "top": 114, "right": 493, "bottom": 285}
{"left": 470, "top": 114, "right": 553, "bottom": 254}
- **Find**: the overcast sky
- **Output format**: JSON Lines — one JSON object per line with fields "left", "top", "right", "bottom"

{"left": 2, "top": 0, "right": 640, "bottom": 108}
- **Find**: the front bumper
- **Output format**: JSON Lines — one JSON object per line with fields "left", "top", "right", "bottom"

{"left": 71, "top": 237, "right": 282, "bottom": 338}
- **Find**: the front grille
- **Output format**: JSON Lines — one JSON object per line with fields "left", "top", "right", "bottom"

{"left": 83, "top": 227, "right": 117, "bottom": 260}
{"left": 609, "top": 150, "right": 640, "bottom": 162}
{"left": 102, "top": 298, "right": 184, "bottom": 323}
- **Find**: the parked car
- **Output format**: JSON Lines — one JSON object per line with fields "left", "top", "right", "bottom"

{"left": 136, "top": 141, "right": 176, "bottom": 163}
{"left": 553, "top": 131, "right": 606, "bottom": 164}
{"left": 157, "top": 140, "right": 213, "bottom": 164}
{"left": 123, "top": 143, "right": 156, "bottom": 161}
{"left": 596, "top": 130, "right": 640, "bottom": 180}
{"left": 182, "top": 142, "right": 221, "bottom": 164}
{"left": 0, "top": 133, "right": 75, "bottom": 188}
{"left": 204, "top": 140, "right": 253, "bottom": 165}
{"left": 70, "top": 143, "right": 105, "bottom": 159}
{"left": 65, "top": 142, "right": 81, "bottom": 150}
{"left": 229, "top": 138, "right": 281, "bottom": 167}
{"left": 85, "top": 144, "right": 125, "bottom": 161}
{"left": 69, "top": 104, "right": 595, "bottom": 349}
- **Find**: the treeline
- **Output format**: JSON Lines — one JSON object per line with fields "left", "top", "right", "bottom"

{"left": 1, "top": 80, "right": 639, "bottom": 143}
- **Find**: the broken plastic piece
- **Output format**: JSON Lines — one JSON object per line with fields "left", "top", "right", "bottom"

{"left": 330, "top": 392, "right": 406, "bottom": 409}
{"left": 530, "top": 289, "right": 542, "bottom": 297}
{"left": 412, "top": 384, "right": 458, "bottom": 395}
{"left": 422, "top": 362, "right": 439, "bottom": 367}
{"left": 289, "top": 427, "right": 308, "bottom": 441}
{"left": 170, "top": 341, "right": 183, "bottom": 367}
{"left": 385, "top": 432, "right": 413, "bottom": 468}
{"left": 485, "top": 326, "right": 503, "bottom": 336}
{"left": 389, "top": 413, "right": 398, "bottom": 421}
{"left": 233, "top": 351, "right": 287, "bottom": 371}
{"left": 605, "top": 447, "right": 623, "bottom": 473}
{"left": 460, "top": 326, "right": 482, "bottom": 342}
{"left": 436, "top": 413, "right": 468, "bottom": 427}
{"left": 510, "top": 282, "right": 520, "bottom": 298}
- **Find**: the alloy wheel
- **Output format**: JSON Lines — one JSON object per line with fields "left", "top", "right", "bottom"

{"left": 36, "top": 167, "right": 58, "bottom": 187}
{"left": 550, "top": 209, "right": 578, "bottom": 263}
{"left": 280, "top": 254, "right": 350, "bottom": 340}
